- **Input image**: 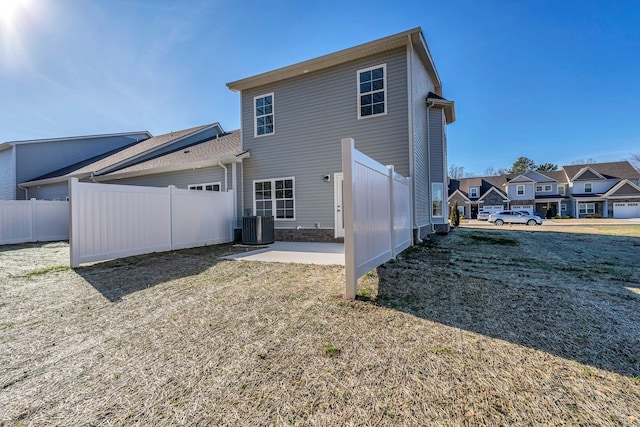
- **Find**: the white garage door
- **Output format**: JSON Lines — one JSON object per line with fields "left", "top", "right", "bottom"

{"left": 613, "top": 202, "right": 640, "bottom": 219}
{"left": 511, "top": 205, "right": 533, "bottom": 214}
{"left": 482, "top": 205, "right": 503, "bottom": 213}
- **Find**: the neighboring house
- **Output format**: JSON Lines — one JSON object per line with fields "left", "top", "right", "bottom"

{"left": 227, "top": 27, "right": 455, "bottom": 241}
{"left": 20, "top": 123, "right": 235, "bottom": 200}
{"left": 0, "top": 131, "right": 151, "bottom": 200}
{"left": 448, "top": 161, "right": 640, "bottom": 219}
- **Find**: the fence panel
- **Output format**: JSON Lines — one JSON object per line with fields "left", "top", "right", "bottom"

{"left": 0, "top": 200, "right": 69, "bottom": 245}
{"left": 392, "top": 172, "right": 412, "bottom": 254}
{"left": 70, "top": 179, "right": 236, "bottom": 267}
{"left": 70, "top": 179, "right": 172, "bottom": 267}
{"left": 342, "top": 138, "right": 412, "bottom": 299}
{"left": 171, "top": 187, "right": 235, "bottom": 249}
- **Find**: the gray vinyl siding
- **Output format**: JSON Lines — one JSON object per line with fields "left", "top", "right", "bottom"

{"left": 507, "top": 184, "right": 535, "bottom": 200}
{"left": 0, "top": 148, "right": 15, "bottom": 199}
{"left": 240, "top": 48, "right": 409, "bottom": 229}
{"left": 29, "top": 182, "right": 69, "bottom": 200}
{"left": 428, "top": 108, "right": 445, "bottom": 181}
{"left": 14, "top": 135, "right": 144, "bottom": 199}
{"left": 100, "top": 166, "right": 232, "bottom": 191}
{"left": 411, "top": 47, "right": 436, "bottom": 226}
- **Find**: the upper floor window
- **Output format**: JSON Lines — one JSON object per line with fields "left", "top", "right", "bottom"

{"left": 357, "top": 64, "right": 386, "bottom": 119}
{"left": 469, "top": 187, "right": 479, "bottom": 198}
{"left": 254, "top": 93, "right": 274, "bottom": 137}
{"left": 584, "top": 183, "right": 592, "bottom": 193}
{"left": 536, "top": 185, "right": 552, "bottom": 192}
{"left": 189, "top": 182, "right": 221, "bottom": 192}
{"left": 558, "top": 185, "right": 565, "bottom": 195}
{"left": 516, "top": 185, "right": 525, "bottom": 196}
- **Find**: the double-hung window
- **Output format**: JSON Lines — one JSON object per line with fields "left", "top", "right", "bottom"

{"left": 254, "top": 178, "right": 295, "bottom": 219}
{"left": 357, "top": 64, "right": 386, "bottom": 119}
{"left": 189, "top": 182, "right": 221, "bottom": 191}
{"left": 584, "top": 183, "right": 592, "bottom": 193}
{"left": 432, "top": 183, "right": 444, "bottom": 217}
{"left": 579, "top": 203, "right": 595, "bottom": 215}
{"left": 516, "top": 185, "right": 525, "bottom": 196}
{"left": 254, "top": 93, "right": 274, "bottom": 137}
{"left": 469, "top": 187, "right": 479, "bottom": 198}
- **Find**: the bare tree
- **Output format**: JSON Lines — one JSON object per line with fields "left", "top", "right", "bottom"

{"left": 484, "top": 167, "right": 509, "bottom": 176}
{"left": 571, "top": 158, "right": 597, "bottom": 165}
{"left": 448, "top": 164, "right": 466, "bottom": 179}
{"left": 630, "top": 154, "right": 640, "bottom": 172}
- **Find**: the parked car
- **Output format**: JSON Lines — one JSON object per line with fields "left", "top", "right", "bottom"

{"left": 477, "top": 211, "right": 491, "bottom": 221}
{"left": 488, "top": 210, "right": 544, "bottom": 226}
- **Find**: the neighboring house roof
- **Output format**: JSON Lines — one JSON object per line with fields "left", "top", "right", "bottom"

{"left": 448, "top": 175, "right": 509, "bottom": 198}
{"left": 227, "top": 27, "right": 443, "bottom": 96}
{"left": 477, "top": 186, "right": 509, "bottom": 201}
{"left": 0, "top": 131, "right": 152, "bottom": 153}
{"left": 99, "top": 130, "right": 244, "bottom": 180}
{"left": 603, "top": 179, "right": 640, "bottom": 198}
{"left": 540, "top": 170, "right": 568, "bottom": 183}
{"left": 21, "top": 123, "right": 225, "bottom": 187}
{"left": 524, "top": 170, "right": 557, "bottom": 183}
{"left": 562, "top": 161, "right": 640, "bottom": 181}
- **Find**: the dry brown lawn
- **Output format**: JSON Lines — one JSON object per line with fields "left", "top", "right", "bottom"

{"left": 1, "top": 227, "right": 639, "bottom": 426}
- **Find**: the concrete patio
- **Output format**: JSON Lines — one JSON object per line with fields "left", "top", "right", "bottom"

{"left": 224, "top": 242, "right": 345, "bottom": 265}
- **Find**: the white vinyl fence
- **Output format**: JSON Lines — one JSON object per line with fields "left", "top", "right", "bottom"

{"left": 70, "top": 178, "right": 234, "bottom": 267}
{"left": 0, "top": 200, "right": 69, "bottom": 245}
{"left": 341, "top": 138, "right": 412, "bottom": 299}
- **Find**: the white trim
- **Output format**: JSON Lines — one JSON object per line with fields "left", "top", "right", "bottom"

{"left": 357, "top": 63, "right": 387, "bottom": 120}
{"left": 252, "top": 176, "right": 295, "bottom": 221}
{"left": 571, "top": 166, "right": 606, "bottom": 181}
{"left": 448, "top": 188, "right": 471, "bottom": 202}
{"left": 477, "top": 185, "right": 509, "bottom": 202}
{"left": 188, "top": 182, "right": 221, "bottom": 192}
{"left": 254, "top": 93, "right": 275, "bottom": 138}
{"left": 469, "top": 187, "right": 479, "bottom": 198}
{"left": 603, "top": 179, "right": 640, "bottom": 198}
{"left": 578, "top": 202, "right": 596, "bottom": 215}
{"left": 516, "top": 184, "right": 525, "bottom": 196}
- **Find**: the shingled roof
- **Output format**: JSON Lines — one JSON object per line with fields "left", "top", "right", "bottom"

{"left": 100, "top": 130, "right": 243, "bottom": 179}
{"left": 562, "top": 161, "right": 640, "bottom": 181}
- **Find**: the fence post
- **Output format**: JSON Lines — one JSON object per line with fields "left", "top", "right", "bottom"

{"left": 29, "top": 198, "right": 37, "bottom": 243}
{"left": 341, "top": 138, "right": 356, "bottom": 300}
{"left": 169, "top": 185, "right": 176, "bottom": 250}
{"left": 387, "top": 166, "right": 396, "bottom": 259}
{"left": 69, "top": 178, "right": 80, "bottom": 268}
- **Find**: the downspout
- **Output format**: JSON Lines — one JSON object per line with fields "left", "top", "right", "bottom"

{"left": 218, "top": 161, "right": 228, "bottom": 192}
{"left": 426, "top": 100, "right": 436, "bottom": 234}
{"left": 90, "top": 172, "right": 97, "bottom": 183}
{"left": 17, "top": 183, "right": 28, "bottom": 200}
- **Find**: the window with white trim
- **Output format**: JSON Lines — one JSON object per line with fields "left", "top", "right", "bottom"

{"left": 254, "top": 93, "right": 274, "bottom": 137}
{"left": 558, "top": 185, "right": 565, "bottom": 195}
{"left": 579, "top": 203, "right": 595, "bottom": 214}
{"left": 536, "top": 185, "right": 542, "bottom": 192}
{"left": 516, "top": 185, "right": 525, "bottom": 196}
{"left": 432, "top": 183, "right": 444, "bottom": 217}
{"left": 561, "top": 203, "right": 567, "bottom": 211}
{"left": 254, "top": 178, "right": 295, "bottom": 219}
{"left": 469, "top": 187, "right": 479, "bottom": 198}
{"left": 584, "top": 182, "right": 592, "bottom": 193}
{"left": 189, "top": 182, "right": 221, "bottom": 191}
{"left": 357, "top": 64, "right": 386, "bottom": 119}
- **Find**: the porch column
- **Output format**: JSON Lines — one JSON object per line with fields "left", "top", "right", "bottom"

{"left": 557, "top": 200, "right": 561, "bottom": 217}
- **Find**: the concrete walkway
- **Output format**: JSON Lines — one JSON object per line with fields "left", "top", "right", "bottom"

{"left": 224, "top": 242, "right": 345, "bottom": 265}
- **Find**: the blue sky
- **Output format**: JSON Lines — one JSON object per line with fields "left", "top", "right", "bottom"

{"left": 1, "top": 0, "right": 639, "bottom": 176}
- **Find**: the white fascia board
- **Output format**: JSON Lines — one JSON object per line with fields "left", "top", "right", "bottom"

{"left": 20, "top": 172, "right": 92, "bottom": 187}
{"left": 448, "top": 189, "right": 470, "bottom": 202}
{"left": 5, "top": 131, "right": 152, "bottom": 146}
{"left": 571, "top": 166, "right": 606, "bottom": 181}
{"left": 603, "top": 179, "right": 640, "bottom": 197}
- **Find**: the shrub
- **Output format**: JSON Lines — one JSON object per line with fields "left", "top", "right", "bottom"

{"left": 585, "top": 214, "right": 593, "bottom": 219}
{"left": 594, "top": 213, "right": 602, "bottom": 218}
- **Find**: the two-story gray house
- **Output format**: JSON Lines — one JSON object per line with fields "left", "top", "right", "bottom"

{"left": 227, "top": 27, "right": 455, "bottom": 242}
{"left": 0, "top": 131, "right": 151, "bottom": 200}
{"left": 449, "top": 161, "right": 640, "bottom": 219}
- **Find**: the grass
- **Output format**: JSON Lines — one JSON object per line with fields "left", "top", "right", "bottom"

{"left": 0, "top": 232, "right": 639, "bottom": 425}
{"left": 25, "top": 265, "right": 70, "bottom": 277}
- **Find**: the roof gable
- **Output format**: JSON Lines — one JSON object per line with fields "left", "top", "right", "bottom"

{"left": 571, "top": 166, "right": 605, "bottom": 181}
{"left": 506, "top": 174, "right": 535, "bottom": 184}
{"left": 524, "top": 170, "right": 557, "bottom": 182}
{"left": 603, "top": 179, "right": 640, "bottom": 198}
{"left": 562, "top": 161, "right": 640, "bottom": 181}
{"left": 227, "top": 27, "right": 442, "bottom": 95}
{"left": 478, "top": 186, "right": 508, "bottom": 201}
{"left": 447, "top": 188, "right": 470, "bottom": 202}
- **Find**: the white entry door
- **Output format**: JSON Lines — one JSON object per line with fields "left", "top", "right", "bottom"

{"left": 334, "top": 173, "right": 344, "bottom": 237}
